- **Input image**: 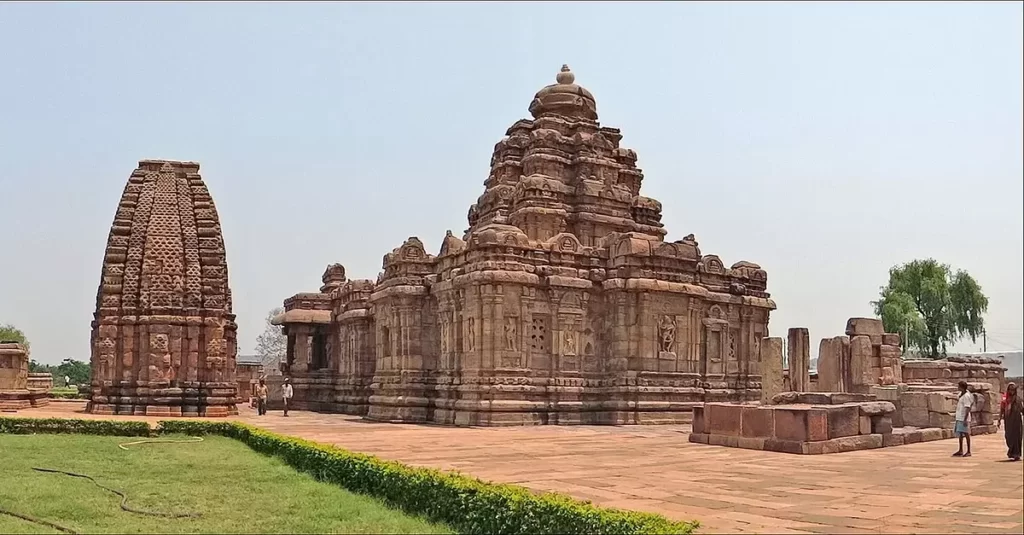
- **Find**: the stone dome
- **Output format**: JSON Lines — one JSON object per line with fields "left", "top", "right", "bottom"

{"left": 528, "top": 65, "right": 598, "bottom": 121}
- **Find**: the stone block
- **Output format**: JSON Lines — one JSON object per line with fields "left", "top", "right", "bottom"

{"left": 692, "top": 405, "right": 705, "bottom": 434}
{"left": 902, "top": 407, "right": 930, "bottom": 427}
{"left": 882, "top": 433, "right": 905, "bottom": 447}
{"left": 870, "top": 385, "right": 900, "bottom": 402}
{"left": 831, "top": 392, "right": 877, "bottom": 404}
{"left": 736, "top": 437, "right": 766, "bottom": 450}
{"left": 920, "top": 428, "right": 944, "bottom": 442}
{"left": 901, "top": 391, "right": 930, "bottom": 409}
{"left": 688, "top": 433, "right": 709, "bottom": 444}
{"left": 870, "top": 415, "right": 893, "bottom": 434}
{"left": 882, "top": 333, "right": 901, "bottom": 347}
{"left": 846, "top": 317, "right": 884, "bottom": 337}
{"left": 741, "top": 406, "right": 774, "bottom": 438}
{"left": 706, "top": 403, "right": 743, "bottom": 436}
{"left": 927, "top": 392, "right": 958, "bottom": 413}
{"left": 903, "top": 430, "right": 923, "bottom": 444}
{"left": 708, "top": 434, "right": 740, "bottom": 448}
{"left": 859, "top": 415, "right": 872, "bottom": 435}
{"left": 796, "top": 392, "right": 833, "bottom": 405}
{"left": 827, "top": 405, "right": 862, "bottom": 439}
{"left": 858, "top": 401, "right": 896, "bottom": 416}
{"left": 764, "top": 438, "right": 804, "bottom": 454}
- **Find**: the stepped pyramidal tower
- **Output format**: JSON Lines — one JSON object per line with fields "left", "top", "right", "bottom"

{"left": 274, "top": 65, "right": 775, "bottom": 425}
{"left": 88, "top": 160, "right": 238, "bottom": 417}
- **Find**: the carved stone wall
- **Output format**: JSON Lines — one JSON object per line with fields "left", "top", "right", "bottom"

{"left": 87, "top": 160, "right": 237, "bottom": 417}
{"left": 273, "top": 66, "right": 775, "bottom": 425}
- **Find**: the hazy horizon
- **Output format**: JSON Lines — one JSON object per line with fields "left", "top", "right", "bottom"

{"left": 1, "top": 2, "right": 1021, "bottom": 365}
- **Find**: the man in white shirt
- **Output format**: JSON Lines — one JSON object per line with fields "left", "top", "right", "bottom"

{"left": 952, "top": 381, "right": 974, "bottom": 457}
{"left": 282, "top": 377, "right": 294, "bottom": 417}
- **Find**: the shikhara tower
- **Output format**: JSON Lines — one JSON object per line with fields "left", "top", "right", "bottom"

{"left": 88, "top": 160, "right": 238, "bottom": 417}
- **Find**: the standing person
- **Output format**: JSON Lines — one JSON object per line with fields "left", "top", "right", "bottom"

{"left": 256, "top": 379, "right": 268, "bottom": 416}
{"left": 998, "top": 383, "right": 1023, "bottom": 461}
{"left": 64, "top": 375, "right": 70, "bottom": 388}
{"left": 952, "top": 380, "right": 974, "bottom": 457}
{"left": 282, "top": 378, "right": 294, "bottom": 417}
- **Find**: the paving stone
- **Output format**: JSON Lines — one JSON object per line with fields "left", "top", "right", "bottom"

{"left": 13, "top": 403, "right": 1024, "bottom": 535}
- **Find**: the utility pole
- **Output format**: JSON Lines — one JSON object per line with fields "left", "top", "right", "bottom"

{"left": 982, "top": 328, "right": 986, "bottom": 353}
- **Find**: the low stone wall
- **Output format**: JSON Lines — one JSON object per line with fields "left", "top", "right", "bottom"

{"left": 870, "top": 382, "right": 1000, "bottom": 435}
{"left": 902, "top": 356, "right": 1005, "bottom": 392}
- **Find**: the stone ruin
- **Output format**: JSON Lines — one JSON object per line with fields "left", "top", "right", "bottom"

{"left": 692, "top": 317, "right": 1005, "bottom": 454}
{"left": 87, "top": 160, "right": 238, "bottom": 417}
{"left": 272, "top": 65, "right": 776, "bottom": 426}
{"left": 0, "top": 342, "right": 49, "bottom": 410}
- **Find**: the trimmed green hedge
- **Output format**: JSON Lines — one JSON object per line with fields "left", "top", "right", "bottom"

{"left": 0, "top": 417, "right": 698, "bottom": 535}
{"left": 0, "top": 416, "right": 151, "bottom": 436}
{"left": 157, "top": 420, "right": 697, "bottom": 535}
{"left": 49, "top": 391, "right": 90, "bottom": 400}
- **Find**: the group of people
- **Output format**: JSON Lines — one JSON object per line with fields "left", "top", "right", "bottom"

{"left": 952, "top": 380, "right": 1023, "bottom": 461}
{"left": 252, "top": 377, "right": 293, "bottom": 417}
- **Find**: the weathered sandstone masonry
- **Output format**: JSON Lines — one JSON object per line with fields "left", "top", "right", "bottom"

{"left": 87, "top": 160, "right": 238, "bottom": 417}
{"left": 695, "top": 318, "right": 1004, "bottom": 454}
{"left": 0, "top": 342, "right": 49, "bottom": 410}
{"left": 273, "top": 66, "right": 776, "bottom": 426}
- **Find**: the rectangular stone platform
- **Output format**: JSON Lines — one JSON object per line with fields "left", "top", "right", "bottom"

{"left": 690, "top": 391, "right": 997, "bottom": 454}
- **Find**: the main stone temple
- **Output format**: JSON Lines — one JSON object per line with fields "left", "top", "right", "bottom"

{"left": 87, "top": 160, "right": 238, "bottom": 417}
{"left": 274, "top": 66, "right": 774, "bottom": 425}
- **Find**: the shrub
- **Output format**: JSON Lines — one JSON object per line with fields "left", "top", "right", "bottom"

{"left": 0, "top": 416, "right": 151, "bottom": 436}
{"left": 157, "top": 420, "right": 698, "bottom": 535}
{"left": 49, "top": 391, "right": 90, "bottom": 400}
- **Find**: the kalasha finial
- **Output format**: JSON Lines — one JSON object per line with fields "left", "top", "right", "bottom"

{"left": 556, "top": 64, "right": 575, "bottom": 85}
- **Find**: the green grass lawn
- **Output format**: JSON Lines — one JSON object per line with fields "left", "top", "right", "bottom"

{"left": 0, "top": 434, "right": 452, "bottom": 534}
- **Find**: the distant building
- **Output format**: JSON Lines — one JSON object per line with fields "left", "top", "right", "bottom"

{"left": 235, "top": 355, "right": 266, "bottom": 402}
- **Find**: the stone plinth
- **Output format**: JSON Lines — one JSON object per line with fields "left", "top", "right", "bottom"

{"left": 87, "top": 160, "right": 238, "bottom": 417}
{"left": 27, "top": 373, "right": 53, "bottom": 391}
{"left": 271, "top": 66, "right": 776, "bottom": 426}
{"left": 0, "top": 343, "right": 50, "bottom": 410}
{"left": 690, "top": 397, "right": 900, "bottom": 454}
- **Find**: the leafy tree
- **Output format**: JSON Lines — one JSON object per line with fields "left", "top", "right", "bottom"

{"left": 872, "top": 259, "right": 988, "bottom": 359}
{"left": 254, "top": 307, "right": 286, "bottom": 372}
{"left": 29, "top": 359, "right": 54, "bottom": 374}
{"left": 0, "top": 323, "right": 29, "bottom": 349}
{"left": 55, "top": 358, "right": 91, "bottom": 385}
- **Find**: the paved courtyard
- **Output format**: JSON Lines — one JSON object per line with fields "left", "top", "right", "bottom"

{"left": 13, "top": 402, "right": 1024, "bottom": 534}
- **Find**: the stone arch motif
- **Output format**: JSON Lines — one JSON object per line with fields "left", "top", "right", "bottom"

{"left": 701, "top": 255, "right": 725, "bottom": 275}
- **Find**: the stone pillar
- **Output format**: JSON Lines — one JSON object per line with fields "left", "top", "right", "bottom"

{"left": 787, "top": 327, "right": 810, "bottom": 392}
{"left": 817, "top": 336, "right": 850, "bottom": 392}
{"left": 760, "top": 337, "right": 784, "bottom": 403}
{"left": 849, "top": 335, "right": 874, "bottom": 393}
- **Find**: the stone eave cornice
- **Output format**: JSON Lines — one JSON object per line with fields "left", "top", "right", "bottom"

{"left": 271, "top": 309, "right": 332, "bottom": 326}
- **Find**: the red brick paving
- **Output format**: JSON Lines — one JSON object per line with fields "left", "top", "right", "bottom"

{"left": 13, "top": 403, "right": 1024, "bottom": 534}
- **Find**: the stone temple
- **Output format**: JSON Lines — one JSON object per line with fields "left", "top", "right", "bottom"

{"left": 274, "top": 66, "right": 775, "bottom": 425}
{"left": 87, "top": 160, "right": 238, "bottom": 417}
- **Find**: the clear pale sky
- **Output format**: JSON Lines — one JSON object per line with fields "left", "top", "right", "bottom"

{"left": 1, "top": 2, "right": 1021, "bottom": 365}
